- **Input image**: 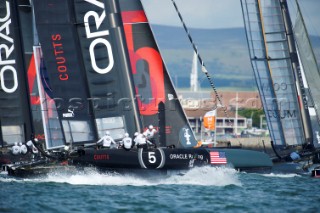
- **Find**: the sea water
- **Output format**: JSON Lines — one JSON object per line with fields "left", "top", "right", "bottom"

{"left": 0, "top": 167, "right": 319, "bottom": 213}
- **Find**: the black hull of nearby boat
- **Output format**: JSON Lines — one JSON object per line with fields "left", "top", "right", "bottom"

{"left": 4, "top": 160, "right": 73, "bottom": 178}
{"left": 0, "top": 152, "right": 34, "bottom": 166}
{"left": 72, "top": 147, "right": 273, "bottom": 172}
{"left": 269, "top": 148, "right": 320, "bottom": 175}
{"left": 1, "top": 147, "right": 272, "bottom": 178}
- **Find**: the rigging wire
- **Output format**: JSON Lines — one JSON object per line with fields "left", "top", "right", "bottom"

{"left": 170, "top": 0, "right": 232, "bottom": 124}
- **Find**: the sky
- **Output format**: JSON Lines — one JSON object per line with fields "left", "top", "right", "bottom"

{"left": 141, "top": 0, "right": 320, "bottom": 35}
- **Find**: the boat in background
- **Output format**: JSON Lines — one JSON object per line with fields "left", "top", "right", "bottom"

{"left": 241, "top": 0, "right": 320, "bottom": 172}
{"left": 1, "top": 0, "right": 273, "bottom": 177}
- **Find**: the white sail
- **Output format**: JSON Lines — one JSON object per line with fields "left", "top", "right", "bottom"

{"left": 190, "top": 52, "right": 199, "bottom": 92}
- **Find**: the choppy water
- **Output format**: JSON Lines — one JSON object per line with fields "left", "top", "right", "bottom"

{"left": 0, "top": 167, "right": 319, "bottom": 213}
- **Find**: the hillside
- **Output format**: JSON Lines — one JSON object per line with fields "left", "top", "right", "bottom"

{"left": 150, "top": 25, "right": 320, "bottom": 90}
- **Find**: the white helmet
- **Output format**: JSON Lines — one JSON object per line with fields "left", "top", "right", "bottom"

{"left": 105, "top": 131, "right": 110, "bottom": 135}
{"left": 18, "top": 142, "right": 22, "bottom": 146}
{"left": 14, "top": 142, "right": 18, "bottom": 146}
{"left": 134, "top": 132, "right": 139, "bottom": 137}
{"left": 26, "top": 140, "right": 33, "bottom": 147}
{"left": 149, "top": 125, "right": 153, "bottom": 129}
{"left": 124, "top": 133, "right": 129, "bottom": 137}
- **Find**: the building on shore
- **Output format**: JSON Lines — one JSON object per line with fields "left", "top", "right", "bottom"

{"left": 179, "top": 90, "right": 267, "bottom": 139}
{"left": 184, "top": 107, "right": 247, "bottom": 137}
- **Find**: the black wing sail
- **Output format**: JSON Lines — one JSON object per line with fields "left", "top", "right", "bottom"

{"left": 72, "top": 0, "right": 141, "bottom": 139}
{"left": 0, "top": 0, "right": 33, "bottom": 146}
{"left": 34, "top": 0, "right": 142, "bottom": 143}
{"left": 119, "top": 0, "right": 197, "bottom": 148}
{"left": 33, "top": 0, "right": 96, "bottom": 144}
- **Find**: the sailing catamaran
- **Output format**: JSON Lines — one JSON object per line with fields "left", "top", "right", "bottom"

{"left": 241, "top": 0, "right": 320, "bottom": 172}
{"left": 1, "top": 0, "right": 272, "bottom": 177}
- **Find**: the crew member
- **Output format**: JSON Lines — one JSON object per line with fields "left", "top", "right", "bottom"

{"left": 20, "top": 142, "right": 28, "bottom": 155}
{"left": 133, "top": 132, "right": 139, "bottom": 148}
{"left": 134, "top": 132, "right": 153, "bottom": 149}
{"left": 11, "top": 142, "right": 20, "bottom": 155}
{"left": 122, "top": 133, "right": 132, "bottom": 151}
{"left": 97, "top": 131, "right": 116, "bottom": 148}
{"left": 26, "top": 139, "right": 39, "bottom": 154}
{"left": 144, "top": 125, "right": 157, "bottom": 146}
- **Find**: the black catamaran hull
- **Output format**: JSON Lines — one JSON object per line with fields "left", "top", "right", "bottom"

{"left": 3, "top": 147, "right": 272, "bottom": 177}
{"left": 72, "top": 147, "right": 273, "bottom": 172}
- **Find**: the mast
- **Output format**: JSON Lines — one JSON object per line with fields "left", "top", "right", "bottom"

{"left": 280, "top": 0, "right": 313, "bottom": 144}
{"left": 30, "top": 0, "right": 65, "bottom": 149}
{"left": 235, "top": 92, "right": 238, "bottom": 137}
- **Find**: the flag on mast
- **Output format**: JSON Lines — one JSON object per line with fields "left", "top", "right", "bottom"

{"left": 203, "top": 110, "right": 216, "bottom": 130}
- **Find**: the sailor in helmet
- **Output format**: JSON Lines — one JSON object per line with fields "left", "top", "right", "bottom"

{"left": 133, "top": 132, "right": 139, "bottom": 148}
{"left": 134, "top": 132, "right": 153, "bottom": 149}
{"left": 143, "top": 125, "right": 157, "bottom": 146}
{"left": 20, "top": 142, "right": 28, "bottom": 155}
{"left": 97, "top": 131, "right": 116, "bottom": 148}
{"left": 122, "top": 133, "right": 132, "bottom": 151}
{"left": 26, "top": 139, "right": 39, "bottom": 155}
{"left": 11, "top": 142, "right": 20, "bottom": 155}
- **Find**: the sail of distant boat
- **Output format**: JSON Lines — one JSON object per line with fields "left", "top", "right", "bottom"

{"left": 190, "top": 52, "right": 199, "bottom": 92}
{"left": 0, "top": 0, "right": 34, "bottom": 146}
{"left": 241, "top": 0, "right": 312, "bottom": 151}
{"left": 293, "top": 0, "right": 320, "bottom": 146}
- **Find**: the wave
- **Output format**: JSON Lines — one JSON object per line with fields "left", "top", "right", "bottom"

{"left": 261, "top": 173, "right": 301, "bottom": 178}
{"left": 0, "top": 166, "right": 241, "bottom": 187}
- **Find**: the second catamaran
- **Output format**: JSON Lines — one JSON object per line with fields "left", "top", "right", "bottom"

{"left": 241, "top": 0, "right": 320, "bottom": 170}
